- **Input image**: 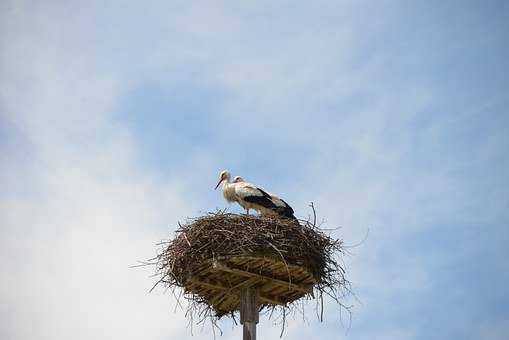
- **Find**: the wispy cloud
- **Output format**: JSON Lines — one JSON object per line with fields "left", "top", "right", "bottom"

{"left": 1, "top": 1, "right": 508, "bottom": 340}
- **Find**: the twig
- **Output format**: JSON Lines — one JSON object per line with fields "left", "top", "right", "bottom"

{"left": 143, "top": 208, "right": 353, "bottom": 334}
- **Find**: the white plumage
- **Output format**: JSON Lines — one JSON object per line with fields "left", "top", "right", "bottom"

{"left": 215, "top": 170, "right": 296, "bottom": 220}
{"left": 234, "top": 176, "right": 295, "bottom": 218}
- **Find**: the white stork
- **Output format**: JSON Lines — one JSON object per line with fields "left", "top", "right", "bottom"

{"left": 233, "top": 176, "right": 296, "bottom": 220}
{"left": 214, "top": 170, "right": 296, "bottom": 220}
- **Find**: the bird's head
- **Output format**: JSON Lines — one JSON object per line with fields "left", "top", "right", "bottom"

{"left": 214, "top": 170, "right": 230, "bottom": 189}
{"left": 233, "top": 176, "right": 245, "bottom": 183}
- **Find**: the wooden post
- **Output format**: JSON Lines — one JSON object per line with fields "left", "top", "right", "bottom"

{"left": 240, "top": 287, "right": 259, "bottom": 340}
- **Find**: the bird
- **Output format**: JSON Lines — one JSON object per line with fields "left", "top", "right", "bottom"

{"left": 214, "top": 170, "right": 297, "bottom": 220}
{"left": 233, "top": 176, "right": 296, "bottom": 220}
{"left": 215, "top": 170, "right": 274, "bottom": 216}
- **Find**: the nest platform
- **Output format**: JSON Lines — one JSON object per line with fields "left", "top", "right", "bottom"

{"left": 184, "top": 255, "right": 316, "bottom": 314}
{"left": 154, "top": 212, "right": 349, "bottom": 319}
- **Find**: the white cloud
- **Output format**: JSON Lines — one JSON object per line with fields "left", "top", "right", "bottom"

{"left": 0, "top": 3, "right": 196, "bottom": 339}
{"left": 0, "top": 124, "right": 195, "bottom": 339}
{"left": 2, "top": 1, "right": 507, "bottom": 340}
{"left": 0, "top": 120, "right": 204, "bottom": 338}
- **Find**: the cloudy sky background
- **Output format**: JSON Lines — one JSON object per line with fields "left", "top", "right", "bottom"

{"left": 1, "top": 1, "right": 508, "bottom": 339}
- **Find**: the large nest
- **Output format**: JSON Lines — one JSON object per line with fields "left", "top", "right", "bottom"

{"left": 152, "top": 210, "right": 351, "bottom": 328}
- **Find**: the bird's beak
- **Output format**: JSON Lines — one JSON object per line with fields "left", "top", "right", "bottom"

{"left": 214, "top": 178, "right": 223, "bottom": 190}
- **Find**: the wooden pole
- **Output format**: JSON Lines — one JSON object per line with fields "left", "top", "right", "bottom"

{"left": 240, "top": 287, "right": 259, "bottom": 340}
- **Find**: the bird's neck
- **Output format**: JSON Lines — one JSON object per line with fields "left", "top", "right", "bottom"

{"left": 222, "top": 181, "right": 236, "bottom": 202}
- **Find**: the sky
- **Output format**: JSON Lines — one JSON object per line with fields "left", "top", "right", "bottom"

{"left": 1, "top": 1, "right": 508, "bottom": 339}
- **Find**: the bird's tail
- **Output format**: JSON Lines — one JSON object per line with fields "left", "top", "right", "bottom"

{"left": 275, "top": 207, "right": 299, "bottom": 223}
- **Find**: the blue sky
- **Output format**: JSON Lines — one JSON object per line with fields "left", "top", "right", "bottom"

{"left": 1, "top": 1, "right": 508, "bottom": 339}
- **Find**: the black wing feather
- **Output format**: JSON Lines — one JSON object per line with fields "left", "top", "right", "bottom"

{"left": 243, "top": 195, "right": 278, "bottom": 209}
{"left": 243, "top": 188, "right": 278, "bottom": 209}
{"left": 244, "top": 187, "right": 298, "bottom": 221}
{"left": 279, "top": 199, "right": 295, "bottom": 215}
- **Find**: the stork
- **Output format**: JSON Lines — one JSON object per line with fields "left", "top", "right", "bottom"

{"left": 214, "top": 170, "right": 296, "bottom": 220}
{"left": 215, "top": 170, "right": 275, "bottom": 216}
{"left": 233, "top": 176, "right": 296, "bottom": 220}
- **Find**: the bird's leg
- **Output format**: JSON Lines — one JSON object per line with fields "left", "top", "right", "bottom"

{"left": 245, "top": 208, "right": 250, "bottom": 215}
